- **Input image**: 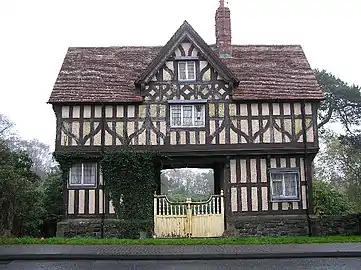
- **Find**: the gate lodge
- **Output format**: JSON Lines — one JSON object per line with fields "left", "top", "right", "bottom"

{"left": 49, "top": 1, "right": 324, "bottom": 237}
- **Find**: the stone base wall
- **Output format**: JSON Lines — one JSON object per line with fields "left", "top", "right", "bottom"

{"left": 56, "top": 219, "right": 153, "bottom": 238}
{"left": 227, "top": 214, "right": 361, "bottom": 237}
{"left": 311, "top": 214, "right": 361, "bottom": 236}
{"left": 230, "top": 215, "right": 310, "bottom": 237}
{"left": 57, "top": 214, "right": 361, "bottom": 238}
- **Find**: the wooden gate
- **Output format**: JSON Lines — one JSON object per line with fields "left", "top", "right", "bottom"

{"left": 153, "top": 190, "right": 224, "bottom": 238}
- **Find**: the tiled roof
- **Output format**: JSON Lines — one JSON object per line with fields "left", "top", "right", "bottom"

{"left": 48, "top": 45, "right": 323, "bottom": 103}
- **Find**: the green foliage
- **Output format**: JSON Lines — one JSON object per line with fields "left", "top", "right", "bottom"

{"left": 313, "top": 180, "right": 354, "bottom": 216}
{"left": 315, "top": 69, "right": 361, "bottom": 132}
{"left": 161, "top": 168, "right": 214, "bottom": 201}
{"left": 42, "top": 168, "right": 64, "bottom": 224}
{"left": 0, "top": 141, "right": 44, "bottom": 237}
{"left": 100, "top": 148, "right": 162, "bottom": 238}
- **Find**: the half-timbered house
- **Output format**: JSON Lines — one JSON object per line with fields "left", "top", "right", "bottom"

{"left": 49, "top": 1, "right": 324, "bottom": 237}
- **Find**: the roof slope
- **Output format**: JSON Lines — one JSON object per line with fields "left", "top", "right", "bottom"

{"left": 48, "top": 45, "right": 323, "bottom": 103}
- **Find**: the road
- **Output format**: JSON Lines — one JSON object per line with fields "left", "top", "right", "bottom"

{"left": 1, "top": 258, "right": 361, "bottom": 269}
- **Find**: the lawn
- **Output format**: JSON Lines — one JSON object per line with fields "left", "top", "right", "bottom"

{"left": 1, "top": 236, "right": 361, "bottom": 245}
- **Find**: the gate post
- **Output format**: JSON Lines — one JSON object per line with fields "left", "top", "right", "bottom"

{"left": 186, "top": 197, "right": 192, "bottom": 238}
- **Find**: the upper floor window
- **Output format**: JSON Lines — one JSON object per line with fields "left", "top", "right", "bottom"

{"left": 178, "top": 61, "right": 196, "bottom": 81}
{"left": 69, "top": 163, "right": 97, "bottom": 187}
{"left": 170, "top": 104, "right": 205, "bottom": 127}
{"left": 270, "top": 168, "right": 300, "bottom": 202}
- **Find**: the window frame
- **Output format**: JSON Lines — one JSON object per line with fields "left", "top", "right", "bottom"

{"left": 269, "top": 168, "right": 300, "bottom": 202}
{"left": 170, "top": 103, "right": 206, "bottom": 128}
{"left": 178, "top": 61, "right": 196, "bottom": 81}
{"left": 68, "top": 162, "right": 97, "bottom": 188}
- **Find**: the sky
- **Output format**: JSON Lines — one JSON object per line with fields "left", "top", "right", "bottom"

{"left": 0, "top": 0, "right": 360, "bottom": 149}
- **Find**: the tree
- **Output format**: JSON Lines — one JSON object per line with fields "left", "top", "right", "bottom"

{"left": 0, "top": 141, "right": 45, "bottom": 236}
{"left": 161, "top": 168, "right": 214, "bottom": 201}
{"left": 315, "top": 130, "right": 361, "bottom": 211}
{"left": 313, "top": 179, "right": 354, "bottom": 216}
{"left": 0, "top": 114, "right": 13, "bottom": 138}
{"left": 315, "top": 69, "right": 361, "bottom": 133}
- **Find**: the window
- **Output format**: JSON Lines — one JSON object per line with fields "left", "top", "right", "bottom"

{"left": 69, "top": 163, "right": 97, "bottom": 187}
{"left": 170, "top": 104, "right": 205, "bottom": 127}
{"left": 178, "top": 61, "right": 196, "bottom": 81}
{"left": 270, "top": 168, "right": 300, "bottom": 202}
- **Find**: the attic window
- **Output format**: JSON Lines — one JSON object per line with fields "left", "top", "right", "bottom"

{"left": 178, "top": 61, "right": 196, "bottom": 81}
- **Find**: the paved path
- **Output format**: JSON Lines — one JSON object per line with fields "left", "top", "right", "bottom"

{"left": 1, "top": 243, "right": 361, "bottom": 261}
{"left": 2, "top": 258, "right": 361, "bottom": 270}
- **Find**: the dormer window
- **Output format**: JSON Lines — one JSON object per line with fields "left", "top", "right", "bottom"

{"left": 178, "top": 61, "right": 196, "bottom": 81}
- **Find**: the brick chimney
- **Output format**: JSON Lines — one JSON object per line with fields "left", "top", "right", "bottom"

{"left": 215, "top": 0, "right": 232, "bottom": 58}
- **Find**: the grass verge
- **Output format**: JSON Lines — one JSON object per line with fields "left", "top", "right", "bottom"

{"left": 1, "top": 236, "right": 361, "bottom": 245}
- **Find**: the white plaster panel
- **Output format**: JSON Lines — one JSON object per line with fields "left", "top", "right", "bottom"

{"left": 170, "top": 132, "right": 177, "bottom": 145}
{"left": 189, "top": 131, "right": 196, "bottom": 145}
{"left": 109, "top": 201, "right": 116, "bottom": 214}
{"left": 240, "top": 104, "right": 248, "bottom": 116}
{"left": 231, "top": 187, "right": 238, "bottom": 212}
{"left": 78, "top": 190, "right": 85, "bottom": 214}
{"left": 219, "top": 129, "right": 226, "bottom": 144}
{"left": 283, "top": 103, "right": 291, "bottom": 115}
{"left": 251, "top": 104, "right": 258, "bottom": 116}
{"left": 116, "top": 105, "right": 124, "bottom": 118}
{"left": 251, "top": 187, "right": 258, "bottom": 211}
{"left": 240, "top": 159, "right": 247, "bottom": 183}
{"left": 72, "top": 106, "right": 80, "bottom": 118}
{"left": 250, "top": 159, "right": 257, "bottom": 183}
{"left": 99, "top": 189, "right": 103, "bottom": 214}
{"left": 272, "top": 103, "right": 280, "bottom": 115}
{"left": 241, "top": 187, "right": 248, "bottom": 211}
{"left": 105, "top": 106, "right": 113, "bottom": 118}
{"left": 151, "top": 130, "right": 157, "bottom": 145}
{"left": 282, "top": 202, "right": 289, "bottom": 210}
{"left": 305, "top": 103, "right": 312, "bottom": 114}
{"left": 229, "top": 104, "right": 236, "bottom": 116}
{"left": 252, "top": 120, "right": 259, "bottom": 143}
{"left": 260, "top": 159, "right": 267, "bottom": 182}
{"left": 272, "top": 203, "right": 278, "bottom": 211}
{"left": 262, "top": 187, "right": 268, "bottom": 211}
{"left": 302, "top": 185, "right": 307, "bottom": 209}
{"left": 179, "top": 131, "right": 186, "bottom": 145}
{"left": 280, "top": 158, "right": 287, "bottom": 168}
{"left": 84, "top": 106, "right": 91, "bottom": 118}
{"left": 290, "top": 158, "right": 296, "bottom": 167}
{"left": 263, "top": 120, "right": 271, "bottom": 143}
{"left": 262, "top": 103, "right": 269, "bottom": 115}
{"left": 62, "top": 106, "right": 70, "bottom": 118}
{"left": 68, "top": 190, "right": 75, "bottom": 214}
{"left": 94, "top": 106, "right": 102, "bottom": 118}
{"left": 138, "top": 130, "right": 146, "bottom": 145}
{"left": 293, "top": 202, "right": 299, "bottom": 210}
{"left": 199, "top": 131, "right": 206, "bottom": 144}
{"left": 240, "top": 120, "right": 248, "bottom": 137}
{"left": 128, "top": 105, "right": 135, "bottom": 118}
{"left": 230, "top": 159, "right": 236, "bottom": 183}
{"left": 294, "top": 103, "right": 301, "bottom": 115}
{"left": 88, "top": 190, "right": 96, "bottom": 214}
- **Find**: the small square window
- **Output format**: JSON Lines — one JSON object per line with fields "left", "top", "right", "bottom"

{"left": 170, "top": 104, "right": 205, "bottom": 127}
{"left": 178, "top": 61, "right": 196, "bottom": 81}
{"left": 270, "top": 168, "right": 300, "bottom": 202}
{"left": 69, "top": 163, "right": 97, "bottom": 187}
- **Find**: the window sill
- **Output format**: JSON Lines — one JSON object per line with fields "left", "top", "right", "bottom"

{"left": 271, "top": 197, "right": 300, "bottom": 203}
{"left": 68, "top": 184, "right": 97, "bottom": 189}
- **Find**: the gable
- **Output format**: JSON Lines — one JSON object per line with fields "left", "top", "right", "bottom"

{"left": 135, "top": 21, "right": 239, "bottom": 88}
{"left": 148, "top": 40, "right": 226, "bottom": 83}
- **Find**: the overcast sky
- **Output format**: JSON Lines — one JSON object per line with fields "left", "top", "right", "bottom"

{"left": 0, "top": 0, "right": 360, "bottom": 149}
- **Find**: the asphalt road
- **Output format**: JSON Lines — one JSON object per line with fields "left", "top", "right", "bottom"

{"left": 1, "top": 258, "right": 361, "bottom": 270}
